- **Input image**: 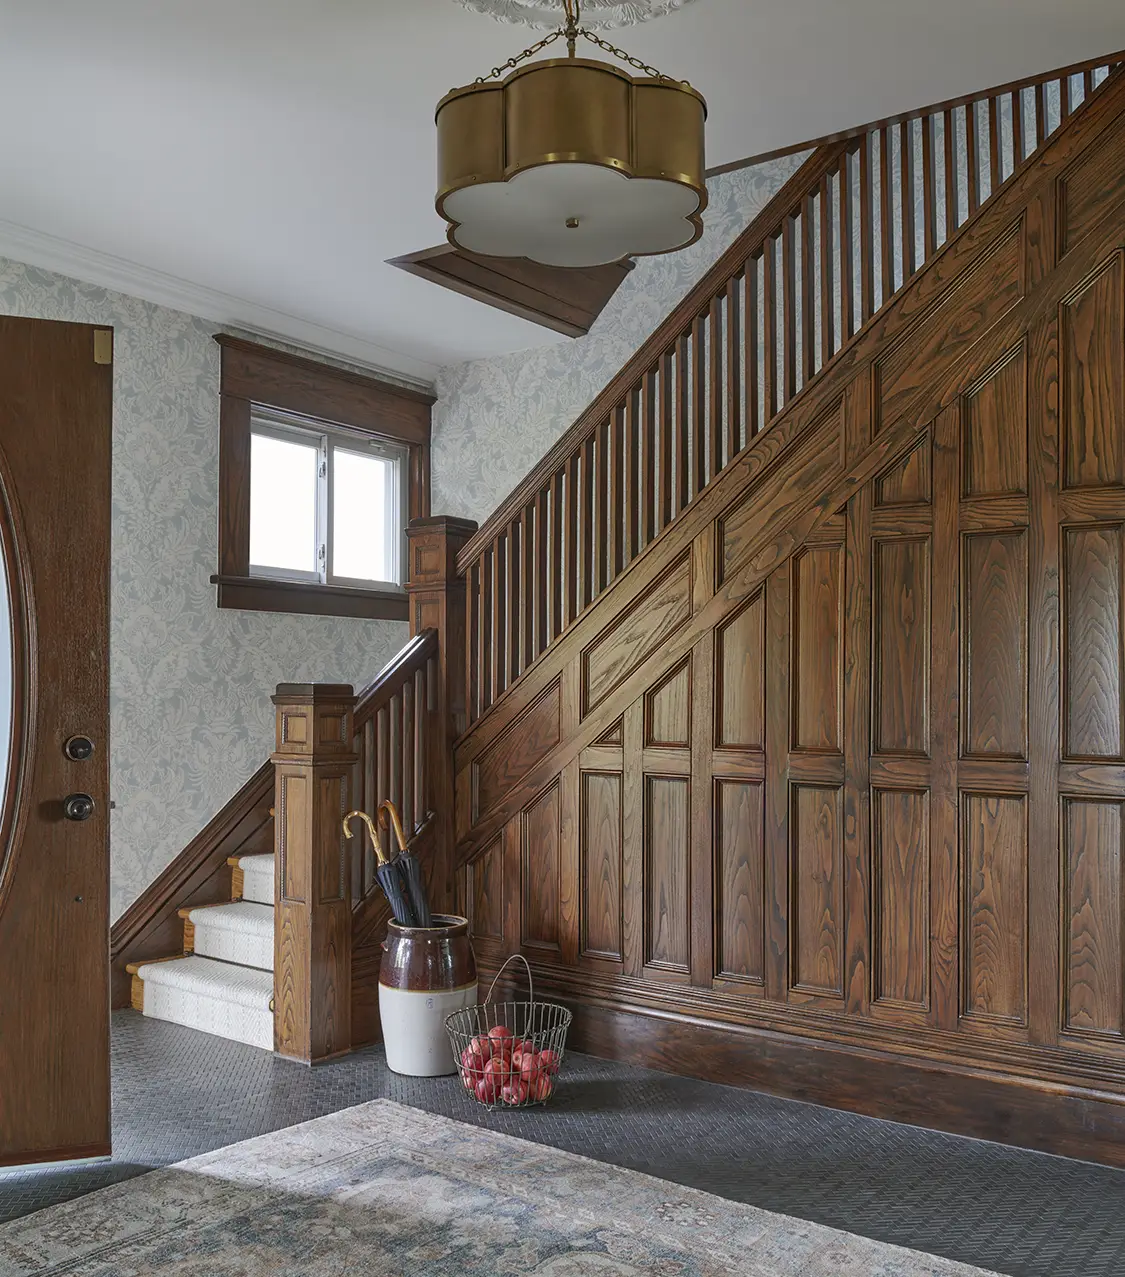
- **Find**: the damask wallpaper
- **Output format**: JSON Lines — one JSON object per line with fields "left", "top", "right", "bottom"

{"left": 430, "top": 150, "right": 810, "bottom": 524}
{"left": 0, "top": 260, "right": 407, "bottom": 921}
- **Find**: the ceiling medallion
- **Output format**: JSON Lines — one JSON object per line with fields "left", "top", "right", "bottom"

{"left": 436, "top": 0, "right": 707, "bottom": 269}
{"left": 451, "top": 0, "right": 702, "bottom": 32}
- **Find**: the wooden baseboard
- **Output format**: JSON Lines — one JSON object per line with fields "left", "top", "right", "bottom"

{"left": 0, "top": 1141, "right": 111, "bottom": 1170}
{"left": 109, "top": 764, "right": 274, "bottom": 1008}
{"left": 567, "top": 998, "right": 1125, "bottom": 1169}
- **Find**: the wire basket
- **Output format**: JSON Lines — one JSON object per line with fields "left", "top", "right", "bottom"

{"left": 445, "top": 954, "right": 572, "bottom": 1109}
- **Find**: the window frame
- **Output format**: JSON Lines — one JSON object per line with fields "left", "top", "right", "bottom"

{"left": 212, "top": 335, "right": 433, "bottom": 621}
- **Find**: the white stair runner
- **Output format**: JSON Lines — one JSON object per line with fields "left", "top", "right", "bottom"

{"left": 135, "top": 956, "right": 274, "bottom": 1050}
{"left": 190, "top": 901, "right": 274, "bottom": 970}
{"left": 236, "top": 854, "right": 274, "bottom": 905}
{"left": 134, "top": 854, "right": 277, "bottom": 1051}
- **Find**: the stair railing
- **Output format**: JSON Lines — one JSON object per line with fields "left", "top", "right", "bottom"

{"left": 457, "top": 55, "right": 1119, "bottom": 725}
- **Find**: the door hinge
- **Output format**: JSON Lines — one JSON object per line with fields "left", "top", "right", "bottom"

{"left": 93, "top": 329, "right": 113, "bottom": 365}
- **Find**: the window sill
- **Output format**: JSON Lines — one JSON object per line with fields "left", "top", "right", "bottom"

{"left": 210, "top": 574, "right": 410, "bottom": 622}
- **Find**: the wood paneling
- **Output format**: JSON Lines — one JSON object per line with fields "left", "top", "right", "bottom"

{"left": 715, "top": 780, "right": 765, "bottom": 983}
{"left": 470, "top": 837, "right": 504, "bottom": 941}
{"left": 961, "top": 793, "right": 1028, "bottom": 1025}
{"left": 873, "top": 538, "right": 930, "bottom": 755}
{"left": 793, "top": 546, "right": 843, "bottom": 752}
{"left": 474, "top": 681, "right": 561, "bottom": 818}
{"left": 791, "top": 785, "right": 844, "bottom": 996}
{"left": 962, "top": 531, "right": 1028, "bottom": 758}
{"left": 1061, "top": 254, "right": 1125, "bottom": 490}
{"left": 522, "top": 782, "right": 561, "bottom": 951}
{"left": 872, "top": 788, "right": 930, "bottom": 1007}
{"left": 581, "top": 772, "right": 623, "bottom": 959}
{"left": 962, "top": 344, "right": 1028, "bottom": 496}
{"left": 1064, "top": 799, "right": 1124, "bottom": 1038}
{"left": 645, "top": 776, "right": 690, "bottom": 971}
{"left": 645, "top": 659, "right": 692, "bottom": 747}
{"left": 1064, "top": 524, "right": 1125, "bottom": 759}
{"left": 715, "top": 591, "right": 765, "bottom": 749}
{"left": 875, "top": 435, "right": 931, "bottom": 506}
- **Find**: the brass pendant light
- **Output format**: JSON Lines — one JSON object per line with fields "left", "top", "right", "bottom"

{"left": 436, "top": 0, "right": 707, "bottom": 269}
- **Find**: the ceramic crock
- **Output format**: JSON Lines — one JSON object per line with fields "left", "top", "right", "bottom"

{"left": 378, "top": 914, "right": 478, "bottom": 1076}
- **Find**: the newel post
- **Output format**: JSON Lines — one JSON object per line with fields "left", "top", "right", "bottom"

{"left": 405, "top": 516, "right": 478, "bottom": 913}
{"left": 271, "top": 683, "right": 357, "bottom": 1064}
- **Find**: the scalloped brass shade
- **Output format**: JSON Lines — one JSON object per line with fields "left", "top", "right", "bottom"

{"left": 435, "top": 54, "right": 707, "bottom": 268}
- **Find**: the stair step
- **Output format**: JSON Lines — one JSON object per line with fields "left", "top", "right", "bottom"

{"left": 183, "top": 901, "right": 273, "bottom": 970}
{"left": 230, "top": 853, "right": 274, "bottom": 905}
{"left": 130, "top": 955, "right": 273, "bottom": 1050}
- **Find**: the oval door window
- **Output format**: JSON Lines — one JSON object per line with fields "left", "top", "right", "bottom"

{"left": 0, "top": 458, "right": 28, "bottom": 904}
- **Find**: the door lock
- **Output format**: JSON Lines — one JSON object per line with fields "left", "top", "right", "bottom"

{"left": 64, "top": 735, "right": 95, "bottom": 761}
{"left": 63, "top": 793, "right": 95, "bottom": 822}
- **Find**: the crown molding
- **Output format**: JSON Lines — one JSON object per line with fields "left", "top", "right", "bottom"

{"left": 0, "top": 218, "right": 438, "bottom": 390}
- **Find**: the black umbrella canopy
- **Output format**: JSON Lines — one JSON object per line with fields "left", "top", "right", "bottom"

{"left": 342, "top": 809, "right": 416, "bottom": 926}
{"left": 379, "top": 800, "right": 432, "bottom": 929}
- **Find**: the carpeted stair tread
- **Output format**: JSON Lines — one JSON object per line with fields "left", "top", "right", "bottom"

{"left": 135, "top": 955, "right": 273, "bottom": 1007}
{"left": 188, "top": 901, "right": 273, "bottom": 970}
{"left": 233, "top": 853, "right": 274, "bottom": 905}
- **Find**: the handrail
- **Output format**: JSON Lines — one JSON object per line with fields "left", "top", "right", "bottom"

{"left": 457, "top": 56, "right": 1119, "bottom": 724}
{"left": 354, "top": 628, "right": 437, "bottom": 730}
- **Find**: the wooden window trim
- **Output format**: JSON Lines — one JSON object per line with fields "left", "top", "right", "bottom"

{"left": 212, "top": 335, "right": 434, "bottom": 622}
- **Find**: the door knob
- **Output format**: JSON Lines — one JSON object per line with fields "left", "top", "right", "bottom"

{"left": 63, "top": 793, "right": 95, "bottom": 822}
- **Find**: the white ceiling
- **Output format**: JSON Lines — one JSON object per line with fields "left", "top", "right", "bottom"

{"left": 0, "top": 0, "right": 1121, "bottom": 384}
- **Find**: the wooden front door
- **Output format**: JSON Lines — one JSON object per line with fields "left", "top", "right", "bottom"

{"left": 0, "top": 317, "right": 112, "bottom": 1166}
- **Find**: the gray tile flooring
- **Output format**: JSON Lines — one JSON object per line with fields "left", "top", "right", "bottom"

{"left": 2, "top": 1011, "right": 1124, "bottom": 1276}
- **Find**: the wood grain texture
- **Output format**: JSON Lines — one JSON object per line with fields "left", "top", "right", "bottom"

{"left": 1064, "top": 523, "right": 1125, "bottom": 759}
{"left": 875, "top": 434, "right": 931, "bottom": 506}
{"left": 873, "top": 537, "right": 930, "bottom": 755}
{"left": 645, "top": 658, "right": 691, "bottom": 748}
{"left": 715, "top": 591, "right": 765, "bottom": 749}
{"left": 521, "top": 782, "right": 561, "bottom": 951}
{"left": 469, "top": 837, "right": 504, "bottom": 941}
{"left": 645, "top": 775, "right": 690, "bottom": 971}
{"left": 872, "top": 788, "right": 930, "bottom": 1007}
{"left": 474, "top": 681, "right": 561, "bottom": 819}
{"left": 962, "top": 343, "right": 1029, "bottom": 496}
{"left": 715, "top": 779, "right": 765, "bottom": 983}
{"left": 581, "top": 771, "right": 623, "bottom": 960}
{"left": 790, "top": 785, "right": 844, "bottom": 997}
{"left": 1064, "top": 798, "right": 1125, "bottom": 1038}
{"left": 792, "top": 545, "right": 844, "bottom": 752}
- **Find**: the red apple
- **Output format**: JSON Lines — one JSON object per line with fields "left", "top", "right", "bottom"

{"left": 517, "top": 1051, "right": 540, "bottom": 1082}
{"left": 475, "top": 1075, "right": 501, "bottom": 1105}
{"left": 501, "top": 1078, "right": 530, "bottom": 1106}
{"left": 487, "top": 1025, "right": 514, "bottom": 1052}
{"left": 530, "top": 1072, "right": 554, "bottom": 1102}
{"left": 514, "top": 1038, "right": 536, "bottom": 1057}
{"left": 460, "top": 1046, "right": 484, "bottom": 1075}
{"left": 483, "top": 1054, "right": 511, "bottom": 1086}
{"left": 467, "top": 1034, "right": 493, "bottom": 1064}
{"left": 460, "top": 1069, "right": 476, "bottom": 1092}
{"left": 536, "top": 1048, "right": 560, "bottom": 1075}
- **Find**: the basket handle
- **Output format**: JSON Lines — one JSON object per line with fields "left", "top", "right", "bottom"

{"left": 486, "top": 953, "right": 533, "bottom": 1007}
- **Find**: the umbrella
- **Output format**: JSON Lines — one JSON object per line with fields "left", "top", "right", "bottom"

{"left": 342, "top": 809, "right": 416, "bottom": 926}
{"left": 379, "top": 800, "right": 432, "bottom": 929}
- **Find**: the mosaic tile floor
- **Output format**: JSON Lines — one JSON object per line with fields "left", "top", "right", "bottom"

{"left": 1, "top": 1011, "right": 1122, "bottom": 1277}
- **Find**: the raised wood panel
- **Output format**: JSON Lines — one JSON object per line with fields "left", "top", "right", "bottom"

{"left": 474, "top": 680, "right": 561, "bottom": 818}
{"left": 790, "top": 784, "right": 844, "bottom": 997}
{"left": 1058, "top": 122, "right": 1125, "bottom": 256}
{"left": 1064, "top": 524, "right": 1125, "bottom": 759}
{"left": 470, "top": 837, "right": 504, "bottom": 941}
{"left": 522, "top": 782, "right": 561, "bottom": 951}
{"left": 962, "top": 531, "right": 1028, "bottom": 758}
{"left": 961, "top": 793, "right": 1028, "bottom": 1025}
{"left": 645, "top": 659, "right": 692, "bottom": 748}
{"left": 715, "top": 780, "right": 765, "bottom": 983}
{"left": 645, "top": 776, "right": 690, "bottom": 971}
{"left": 594, "top": 719, "right": 624, "bottom": 747}
{"left": 1062, "top": 253, "right": 1125, "bottom": 490}
{"left": 792, "top": 545, "right": 843, "bottom": 753}
{"left": 872, "top": 788, "right": 930, "bottom": 1007}
{"left": 1064, "top": 798, "right": 1125, "bottom": 1039}
{"left": 962, "top": 344, "right": 1028, "bottom": 496}
{"left": 873, "top": 538, "right": 930, "bottom": 756}
{"left": 581, "top": 772, "right": 623, "bottom": 960}
{"left": 583, "top": 554, "right": 692, "bottom": 714}
{"left": 875, "top": 434, "right": 931, "bottom": 506}
{"left": 715, "top": 591, "right": 765, "bottom": 749}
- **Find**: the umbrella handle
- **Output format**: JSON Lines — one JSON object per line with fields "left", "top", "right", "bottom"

{"left": 377, "top": 800, "right": 410, "bottom": 854}
{"left": 342, "top": 810, "right": 390, "bottom": 865}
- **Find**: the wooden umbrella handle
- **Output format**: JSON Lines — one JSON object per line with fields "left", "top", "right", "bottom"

{"left": 342, "top": 810, "right": 390, "bottom": 865}
{"left": 377, "top": 800, "right": 409, "bottom": 854}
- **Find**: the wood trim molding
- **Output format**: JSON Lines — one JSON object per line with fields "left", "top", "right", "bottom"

{"left": 209, "top": 574, "right": 409, "bottom": 622}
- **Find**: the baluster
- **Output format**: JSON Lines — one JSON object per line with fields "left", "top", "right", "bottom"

{"left": 691, "top": 314, "right": 706, "bottom": 497}
{"left": 1084, "top": 68, "right": 1094, "bottom": 100}
{"left": 642, "top": 367, "right": 657, "bottom": 545}
{"left": 782, "top": 213, "right": 796, "bottom": 404}
{"left": 350, "top": 743, "right": 363, "bottom": 902}
{"left": 943, "top": 108, "right": 957, "bottom": 238}
{"left": 921, "top": 114, "right": 936, "bottom": 259}
{"left": 535, "top": 488, "right": 548, "bottom": 657}
{"left": 900, "top": 119, "right": 915, "bottom": 280}
{"left": 414, "top": 667, "right": 425, "bottom": 829}
{"left": 401, "top": 678, "right": 413, "bottom": 840}
{"left": 659, "top": 350, "right": 674, "bottom": 530}
{"left": 565, "top": 453, "right": 579, "bottom": 624}
{"left": 466, "top": 561, "right": 478, "bottom": 724}
{"left": 1011, "top": 89, "right": 1024, "bottom": 169}
{"left": 709, "top": 296, "right": 724, "bottom": 476}
{"left": 595, "top": 420, "right": 609, "bottom": 594}
{"left": 819, "top": 178, "right": 834, "bottom": 367}
{"left": 625, "top": 388, "right": 641, "bottom": 561}
{"left": 482, "top": 546, "right": 494, "bottom": 712}
{"left": 1034, "top": 81, "right": 1047, "bottom": 148}
{"left": 608, "top": 405, "right": 624, "bottom": 580}
{"left": 506, "top": 524, "right": 518, "bottom": 684}
{"left": 763, "top": 237, "right": 778, "bottom": 421}
{"left": 725, "top": 276, "right": 741, "bottom": 457}
{"left": 966, "top": 102, "right": 979, "bottom": 215}
{"left": 364, "top": 717, "right": 376, "bottom": 893}
{"left": 580, "top": 433, "right": 595, "bottom": 607}
{"left": 490, "top": 539, "right": 504, "bottom": 701}
{"left": 393, "top": 691, "right": 406, "bottom": 818}
{"left": 879, "top": 126, "right": 893, "bottom": 302}
{"left": 859, "top": 133, "right": 875, "bottom": 321}
{"left": 988, "top": 95, "right": 1001, "bottom": 193}
{"left": 1060, "top": 74, "right": 1073, "bottom": 121}
{"left": 676, "top": 331, "right": 690, "bottom": 508}
{"left": 800, "top": 194, "right": 814, "bottom": 387}
{"left": 838, "top": 151, "right": 854, "bottom": 342}
{"left": 550, "top": 469, "right": 564, "bottom": 640}
{"left": 377, "top": 704, "right": 390, "bottom": 821}
{"left": 520, "top": 505, "right": 533, "bottom": 674}
{"left": 745, "top": 256, "right": 760, "bottom": 436}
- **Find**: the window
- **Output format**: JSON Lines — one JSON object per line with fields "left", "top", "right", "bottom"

{"left": 211, "top": 336, "right": 433, "bottom": 620}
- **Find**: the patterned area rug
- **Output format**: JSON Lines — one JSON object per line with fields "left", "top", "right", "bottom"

{"left": 0, "top": 1100, "right": 998, "bottom": 1275}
